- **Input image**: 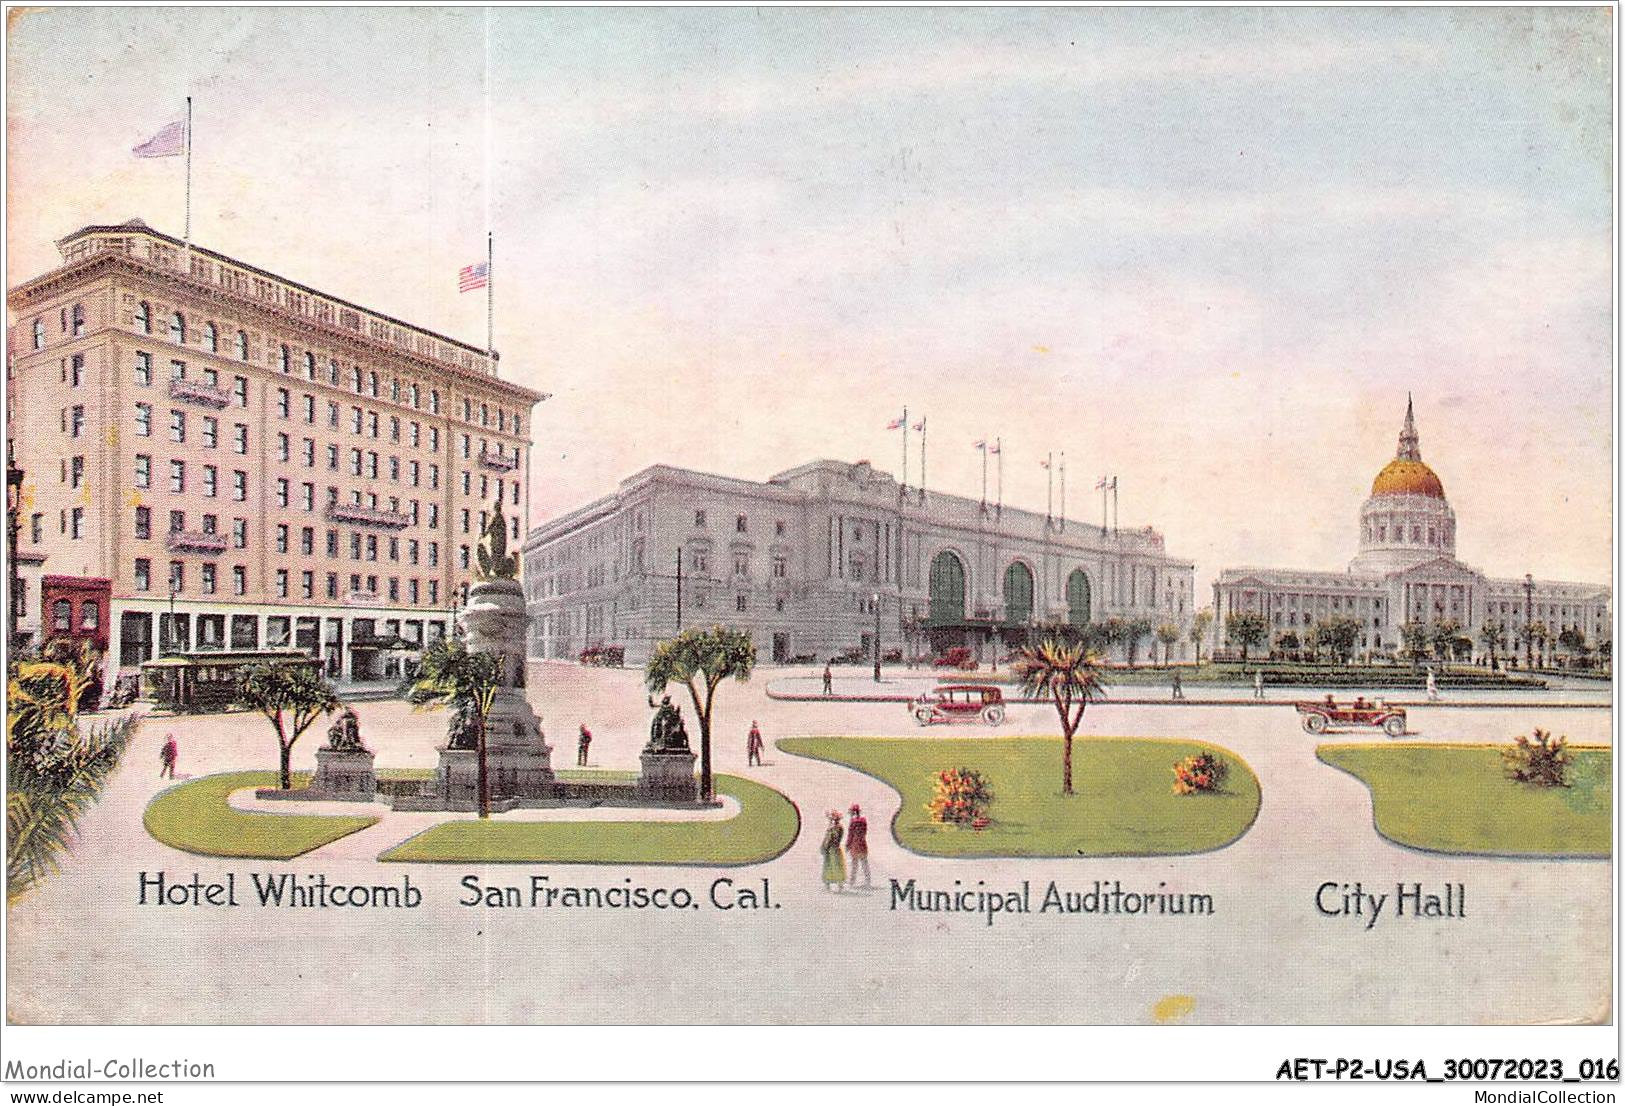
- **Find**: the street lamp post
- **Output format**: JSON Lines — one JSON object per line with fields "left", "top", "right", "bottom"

{"left": 1523, "top": 573, "right": 1534, "bottom": 670}
{"left": 165, "top": 579, "right": 179, "bottom": 655}
{"left": 872, "top": 592, "right": 882, "bottom": 682}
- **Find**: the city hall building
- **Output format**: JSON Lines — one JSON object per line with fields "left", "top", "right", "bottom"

{"left": 7, "top": 220, "right": 544, "bottom": 678}
{"left": 1213, "top": 399, "right": 1611, "bottom": 660}
{"left": 523, "top": 458, "right": 1196, "bottom": 665}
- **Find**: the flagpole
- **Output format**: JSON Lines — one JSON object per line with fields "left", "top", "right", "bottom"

{"left": 918, "top": 417, "right": 927, "bottom": 505}
{"left": 1059, "top": 452, "right": 1066, "bottom": 533}
{"left": 1112, "top": 476, "right": 1119, "bottom": 537}
{"left": 486, "top": 231, "right": 494, "bottom": 357}
{"left": 979, "top": 443, "right": 988, "bottom": 514}
{"left": 1045, "top": 452, "right": 1053, "bottom": 526}
{"left": 995, "top": 437, "right": 1003, "bottom": 519}
{"left": 900, "top": 406, "right": 909, "bottom": 495}
{"left": 183, "top": 96, "right": 193, "bottom": 267}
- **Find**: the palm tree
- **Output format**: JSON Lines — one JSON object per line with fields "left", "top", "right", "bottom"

{"left": 1189, "top": 608, "right": 1214, "bottom": 665}
{"left": 1529, "top": 620, "right": 1551, "bottom": 668}
{"left": 1478, "top": 620, "right": 1507, "bottom": 671}
{"left": 404, "top": 638, "right": 501, "bottom": 817}
{"left": 1012, "top": 638, "right": 1108, "bottom": 796}
{"left": 238, "top": 661, "right": 342, "bottom": 792}
{"left": 1155, "top": 622, "right": 1180, "bottom": 666}
{"left": 645, "top": 625, "right": 757, "bottom": 801}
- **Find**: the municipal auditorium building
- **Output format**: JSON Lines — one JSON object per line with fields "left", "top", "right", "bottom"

{"left": 1214, "top": 399, "right": 1610, "bottom": 660}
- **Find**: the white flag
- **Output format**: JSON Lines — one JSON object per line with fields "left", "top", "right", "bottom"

{"left": 132, "top": 119, "right": 185, "bottom": 158}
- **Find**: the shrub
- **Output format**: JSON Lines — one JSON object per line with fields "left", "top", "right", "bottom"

{"left": 1172, "top": 751, "right": 1229, "bottom": 795}
{"left": 1500, "top": 728, "right": 1573, "bottom": 788}
{"left": 578, "top": 643, "right": 625, "bottom": 668}
{"left": 934, "top": 646, "right": 977, "bottom": 670}
{"left": 926, "top": 767, "right": 994, "bottom": 825}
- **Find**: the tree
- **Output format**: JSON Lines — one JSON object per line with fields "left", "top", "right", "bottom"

{"left": 1277, "top": 631, "right": 1301, "bottom": 653}
{"left": 1556, "top": 627, "right": 1588, "bottom": 666}
{"left": 1312, "top": 616, "right": 1362, "bottom": 664}
{"left": 239, "top": 662, "right": 341, "bottom": 793}
{"left": 645, "top": 626, "right": 757, "bottom": 801}
{"left": 1012, "top": 638, "right": 1108, "bottom": 796}
{"left": 1528, "top": 620, "right": 1551, "bottom": 667}
{"left": 404, "top": 638, "right": 502, "bottom": 818}
{"left": 1124, "top": 617, "right": 1154, "bottom": 668}
{"left": 1225, "top": 611, "right": 1268, "bottom": 662}
{"left": 1478, "top": 620, "right": 1507, "bottom": 671}
{"left": 1189, "top": 608, "right": 1214, "bottom": 664}
{"left": 1399, "top": 621, "right": 1430, "bottom": 666}
{"left": 1097, "top": 617, "right": 1128, "bottom": 664}
{"left": 1154, "top": 623, "right": 1180, "bottom": 666}
{"left": 1429, "top": 618, "right": 1464, "bottom": 663}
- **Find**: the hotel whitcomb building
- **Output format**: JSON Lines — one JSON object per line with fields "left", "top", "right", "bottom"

{"left": 523, "top": 458, "right": 1196, "bottom": 665}
{"left": 8, "top": 220, "right": 543, "bottom": 678}
{"left": 1214, "top": 399, "right": 1611, "bottom": 660}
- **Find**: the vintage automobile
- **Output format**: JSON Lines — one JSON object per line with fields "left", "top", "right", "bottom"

{"left": 1294, "top": 696, "right": 1408, "bottom": 737}
{"left": 911, "top": 684, "right": 1006, "bottom": 726}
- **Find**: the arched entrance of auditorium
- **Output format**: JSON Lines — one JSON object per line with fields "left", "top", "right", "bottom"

{"left": 929, "top": 550, "right": 966, "bottom": 624}
{"left": 1067, "top": 568, "right": 1092, "bottom": 627}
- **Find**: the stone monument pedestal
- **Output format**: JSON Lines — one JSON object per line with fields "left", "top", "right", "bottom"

{"left": 638, "top": 748, "right": 699, "bottom": 804}
{"left": 256, "top": 747, "right": 376, "bottom": 802}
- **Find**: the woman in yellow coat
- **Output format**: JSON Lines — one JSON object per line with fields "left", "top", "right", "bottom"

{"left": 820, "top": 811, "right": 846, "bottom": 891}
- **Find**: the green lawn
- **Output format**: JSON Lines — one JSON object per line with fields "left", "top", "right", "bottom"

{"left": 779, "top": 736, "right": 1261, "bottom": 857}
{"left": 143, "top": 771, "right": 380, "bottom": 860}
{"left": 1318, "top": 744, "right": 1612, "bottom": 857}
{"left": 379, "top": 774, "right": 800, "bottom": 865}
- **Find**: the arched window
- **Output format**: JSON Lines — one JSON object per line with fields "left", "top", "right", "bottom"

{"left": 328, "top": 359, "right": 339, "bottom": 385}
{"left": 303, "top": 352, "right": 316, "bottom": 380}
{"left": 80, "top": 599, "right": 99, "bottom": 630}
{"left": 170, "top": 312, "right": 186, "bottom": 344}
{"left": 235, "top": 330, "right": 248, "bottom": 361}
{"left": 52, "top": 599, "right": 71, "bottom": 632}
{"left": 31, "top": 318, "right": 44, "bottom": 349}
{"left": 352, "top": 366, "right": 363, "bottom": 393}
{"left": 134, "top": 302, "right": 151, "bottom": 334}
{"left": 410, "top": 384, "right": 420, "bottom": 408}
{"left": 928, "top": 550, "right": 966, "bottom": 624}
{"left": 279, "top": 344, "right": 291, "bottom": 373}
{"left": 1003, "top": 561, "right": 1034, "bottom": 624}
{"left": 203, "top": 322, "right": 218, "bottom": 352}
{"left": 1066, "top": 569, "right": 1092, "bottom": 627}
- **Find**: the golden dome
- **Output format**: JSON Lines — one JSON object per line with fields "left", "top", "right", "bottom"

{"left": 1371, "top": 458, "right": 1445, "bottom": 499}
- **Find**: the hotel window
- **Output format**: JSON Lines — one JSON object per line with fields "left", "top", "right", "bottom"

{"left": 429, "top": 464, "right": 440, "bottom": 489}
{"left": 512, "top": 481, "right": 519, "bottom": 506}
{"left": 301, "top": 571, "right": 314, "bottom": 600}
{"left": 409, "top": 422, "right": 420, "bottom": 447}
{"left": 408, "top": 539, "right": 419, "bottom": 565}
{"left": 695, "top": 510, "right": 707, "bottom": 528}
{"left": 235, "top": 331, "right": 248, "bottom": 361}
{"left": 234, "top": 376, "right": 248, "bottom": 406}
{"left": 459, "top": 545, "right": 470, "bottom": 570}
{"left": 773, "top": 556, "right": 787, "bottom": 579}
{"left": 369, "top": 371, "right": 379, "bottom": 397}
{"left": 390, "top": 416, "right": 400, "bottom": 442}
{"left": 326, "top": 573, "right": 338, "bottom": 600}
{"left": 279, "top": 345, "right": 291, "bottom": 373}
{"left": 276, "top": 525, "right": 289, "bottom": 554}
{"left": 233, "top": 470, "right": 247, "bottom": 500}
{"left": 275, "top": 479, "right": 289, "bottom": 507}
{"left": 369, "top": 412, "right": 379, "bottom": 438}
{"left": 275, "top": 570, "right": 288, "bottom": 598}
{"left": 135, "top": 506, "right": 151, "bottom": 539}
{"left": 135, "top": 351, "right": 152, "bottom": 386}
{"left": 461, "top": 509, "right": 471, "bottom": 534}
{"left": 135, "top": 454, "right": 151, "bottom": 488}
{"left": 233, "top": 566, "right": 247, "bottom": 596}
{"left": 462, "top": 399, "right": 472, "bottom": 421}
{"left": 350, "top": 533, "right": 361, "bottom": 559}
{"left": 327, "top": 444, "right": 339, "bottom": 470}
{"left": 428, "top": 580, "right": 438, "bottom": 605}
{"left": 135, "top": 403, "right": 152, "bottom": 436}
{"left": 736, "top": 514, "right": 748, "bottom": 533}
{"left": 203, "top": 366, "right": 219, "bottom": 389}
{"left": 326, "top": 530, "right": 339, "bottom": 557}
{"left": 32, "top": 318, "right": 44, "bottom": 349}
{"left": 352, "top": 366, "right": 363, "bottom": 393}
{"left": 351, "top": 407, "right": 363, "bottom": 434}
{"left": 350, "top": 449, "right": 362, "bottom": 476}
{"left": 428, "top": 542, "right": 438, "bottom": 567}
{"left": 203, "top": 323, "right": 217, "bottom": 352}
{"left": 277, "top": 388, "right": 290, "bottom": 417}
{"left": 428, "top": 504, "right": 438, "bottom": 528}
{"left": 301, "top": 483, "right": 315, "bottom": 511}
{"left": 70, "top": 354, "right": 84, "bottom": 386}
{"left": 390, "top": 377, "right": 400, "bottom": 402}
{"left": 233, "top": 518, "right": 247, "bottom": 549}
{"left": 388, "top": 537, "right": 399, "bottom": 561}
{"left": 410, "top": 384, "right": 420, "bottom": 408}
{"left": 366, "top": 535, "right": 378, "bottom": 561}
{"left": 277, "top": 433, "right": 291, "bottom": 462}
{"left": 389, "top": 456, "right": 400, "bottom": 481}
{"left": 328, "top": 359, "right": 340, "bottom": 385}
{"left": 498, "top": 410, "right": 506, "bottom": 432}
{"left": 480, "top": 475, "right": 488, "bottom": 499}
{"left": 461, "top": 472, "right": 471, "bottom": 495}
{"left": 430, "top": 389, "right": 440, "bottom": 414}
{"left": 429, "top": 427, "right": 439, "bottom": 451}
{"left": 70, "top": 507, "right": 84, "bottom": 539}
{"left": 303, "top": 438, "right": 316, "bottom": 467}
{"left": 481, "top": 403, "right": 489, "bottom": 426}
{"left": 736, "top": 595, "right": 747, "bottom": 612}
{"left": 303, "top": 395, "right": 316, "bottom": 423}
{"left": 202, "top": 564, "right": 218, "bottom": 595}
{"left": 134, "top": 559, "right": 151, "bottom": 592}
{"left": 202, "top": 416, "right": 218, "bottom": 448}
{"left": 461, "top": 434, "right": 471, "bottom": 459}
{"left": 328, "top": 402, "right": 340, "bottom": 428}
{"left": 388, "top": 578, "right": 400, "bottom": 602}
{"left": 69, "top": 406, "right": 84, "bottom": 437}
{"left": 408, "top": 460, "right": 419, "bottom": 486}
{"left": 409, "top": 579, "right": 420, "bottom": 604}
{"left": 70, "top": 304, "right": 85, "bottom": 336}
{"left": 170, "top": 460, "right": 186, "bottom": 493}
{"left": 304, "top": 352, "right": 316, "bottom": 380}
{"left": 202, "top": 466, "right": 217, "bottom": 498}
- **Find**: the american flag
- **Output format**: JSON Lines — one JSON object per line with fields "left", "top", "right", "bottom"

{"left": 458, "top": 262, "right": 490, "bottom": 293}
{"left": 1096, "top": 475, "right": 1111, "bottom": 490}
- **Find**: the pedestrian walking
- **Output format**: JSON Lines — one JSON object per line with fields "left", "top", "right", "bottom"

{"left": 1171, "top": 670, "right": 1184, "bottom": 700}
{"left": 1426, "top": 669, "right": 1439, "bottom": 702}
{"left": 159, "top": 734, "right": 178, "bottom": 779}
{"left": 746, "top": 721, "right": 764, "bottom": 767}
{"left": 822, "top": 662, "right": 834, "bottom": 696}
{"left": 1253, "top": 670, "right": 1265, "bottom": 700}
{"left": 820, "top": 811, "right": 846, "bottom": 892}
{"left": 846, "top": 803, "right": 871, "bottom": 888}
{"left": 577, "top": 724, "right": 592, "bottom": 767}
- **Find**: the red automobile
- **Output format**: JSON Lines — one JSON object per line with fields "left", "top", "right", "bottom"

{"left": 1294, "top": 697, "right": 1408, "bottom": 737}
{"left": 911, "top": 684, "right": 1006, "bottom": 726}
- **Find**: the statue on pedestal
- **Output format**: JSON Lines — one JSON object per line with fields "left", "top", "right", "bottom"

{"left": 476, "top": 495, "right": 518, "bottom": 581}
{"left": 646, "top": 695, "right": 691, "bottom": 753}
{"left": 326, "top": 707, "right": 365, "bottom": 751}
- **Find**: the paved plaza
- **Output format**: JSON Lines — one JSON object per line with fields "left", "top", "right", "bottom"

{"left": 6, "top": 662, "right": 1612, "bottom": 1024}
